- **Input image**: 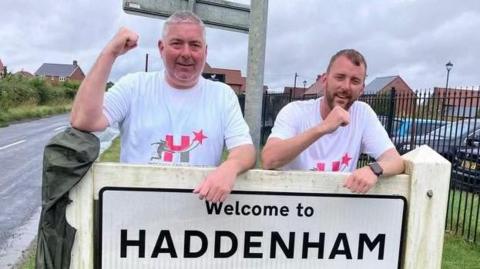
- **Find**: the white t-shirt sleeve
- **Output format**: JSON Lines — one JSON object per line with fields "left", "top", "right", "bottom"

{"left": 360, "top": 104, "right": 395, "bottom": 159}
{"left": 269, "top": 102, "right": 299, "bottom": 140}
{"left": 223, "top": 86, "right": 253, "bottom": 149}
{"left": 103, "top": 73, "right": 137, "bottom": 126}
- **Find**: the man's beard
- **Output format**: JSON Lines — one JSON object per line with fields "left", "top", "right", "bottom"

{"left": 325, "top": 91, "right": 356, "bottom": 111}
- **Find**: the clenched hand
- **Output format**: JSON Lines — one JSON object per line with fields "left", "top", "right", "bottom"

{"left": 103, "top": 27, "right": 139, "bottom": 57}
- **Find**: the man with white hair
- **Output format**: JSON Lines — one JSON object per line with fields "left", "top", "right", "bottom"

{"left": 71, "top": 11, "right": 255, "bottom": 203}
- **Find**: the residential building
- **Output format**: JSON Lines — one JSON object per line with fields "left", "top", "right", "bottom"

{"left": 364, "top": 75, "right": 415, "bottom": 115}
{"left": 202, "top": 63, "right": 246, "bottom": 94}
{"left": 283, "top": 86, "right": 308, "bottom": 99}
{"left": 35, "top": 60, "right": 85, "bottom": 83}
{"left": 0, "top": 59, "right": 5, "bottom": 77}
{"left": 364, "top": 75, "right": 414, "bottom": 96}
{"left": 433, "top": 87, "right": 480, "bottom": 118}
{"left": 303, "top": 74, "right": 324, "bottom": 98}
{"left": 14, "top": 70, "right": 34, "bottom": 78}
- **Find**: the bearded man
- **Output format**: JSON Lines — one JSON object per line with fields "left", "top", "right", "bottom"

{"left": 261, "top": 49, "right": 404, "bottom": 193}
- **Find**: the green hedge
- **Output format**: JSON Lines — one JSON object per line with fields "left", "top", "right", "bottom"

{"left": 0, "top": 75, "right": 79, "bottom": 112}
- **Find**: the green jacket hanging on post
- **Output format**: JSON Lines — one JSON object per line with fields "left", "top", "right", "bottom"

{"left": 36, "top": 127, "right": 99, "bottom": 269}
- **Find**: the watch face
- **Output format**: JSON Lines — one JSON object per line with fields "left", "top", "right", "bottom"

{"left": 369, "top": 162, "right": 383, "bottom": 176}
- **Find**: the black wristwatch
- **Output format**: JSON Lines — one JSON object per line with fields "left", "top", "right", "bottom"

{"left": 368, "top": 162, "right": 383, "bottom": 177}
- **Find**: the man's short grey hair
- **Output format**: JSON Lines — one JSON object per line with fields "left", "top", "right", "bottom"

{"left": 162, "top": 10, "right": 206, "bottom": 41}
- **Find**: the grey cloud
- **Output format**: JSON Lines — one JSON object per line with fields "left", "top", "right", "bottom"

{"left": 1, "top": 0, "right": 479, "bottom": 90}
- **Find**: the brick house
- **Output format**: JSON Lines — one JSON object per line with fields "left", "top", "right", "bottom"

{"left": 303, "top": 74, "right": 324, "bottom": 98}
{"left": 283, "top": 86, "right": 308, "bottom": 99}
{"left": 35, "top": 60, "right": 85, "bottom": 84}
{"left": 364, "top": 75, "right": 415, "bottom": 115}
{"left": 433, "top": 87, "right": 480, "bottom": 118}
{"left": 202, "top": 63, "right": 246, "bottom": 94}
{"left": 15, "top": 70, "right": 34, "bottom": 78}
{"left": 364, "top": 75, "right": 414, "bottom": 95}
{"left": 0, "top": 59, "right": 5, "bottom": 77}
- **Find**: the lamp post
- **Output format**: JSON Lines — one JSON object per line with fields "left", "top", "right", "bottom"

{"left": 445, "top": 61, "right": 453, "bottom": 91}
{"left": 443, "top": 61, "right": 453, "bottom": 116}
{"left": 302, "top": 80, "right": 307, "bottom": 99}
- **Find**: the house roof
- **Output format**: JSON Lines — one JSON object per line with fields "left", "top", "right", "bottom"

{"left": 35, "top": 63, "right": 78, "bottom": 77}
{"left": 304, "top": 78, "right": 323, "bottom": 96}
{"left": 203, "top": 63, "right": 244, "bottom": 85}
{"left": 364, "top": 75, "right": 398, "bottom": 94}
{"left": 283, "top": 86, "right": 307, "bottom": 98}
{"left": 15, "top": 70, "right": 34, "bottom": 77}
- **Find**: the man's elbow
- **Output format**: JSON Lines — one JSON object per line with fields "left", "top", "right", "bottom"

{"left": 70, "top": 115, "right": 107, "bottom": 132}
{"left": 261, "top": 150, "right": 279, "bottom": 170}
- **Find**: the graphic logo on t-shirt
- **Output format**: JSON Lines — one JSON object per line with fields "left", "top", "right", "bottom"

{"left": 312, "top": 153, "right": 352, "bottom": 172}
{"left": 151, "top": 130, "right": 208, "bottom": 163}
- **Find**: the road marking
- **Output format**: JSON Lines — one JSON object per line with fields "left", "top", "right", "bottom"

{"left": 54, "top": 125, "right": 68, "bottom": 132}
{"left": 0, "top": 140, "right": 26, "bottom": 150}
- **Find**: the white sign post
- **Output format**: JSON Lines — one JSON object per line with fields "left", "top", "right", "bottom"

{"left": 67, "top": 146, "right": 452, "bottom": 269}
{"left": 100, "top": 188, "right": 405, "bottom": 268}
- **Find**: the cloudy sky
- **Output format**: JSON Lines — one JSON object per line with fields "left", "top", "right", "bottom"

{"left": 2, "top": 0, "right": 479, "bottom": 91}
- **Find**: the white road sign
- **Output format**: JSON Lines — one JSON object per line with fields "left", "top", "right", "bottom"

{"left": 123, "top": 0, "right": 250, "bottom": 33}
{"left": 100, "top": 188, "right": 406, "bottom": 268}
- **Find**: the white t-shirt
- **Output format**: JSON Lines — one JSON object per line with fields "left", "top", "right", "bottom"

{"left": 269, "top": 98, "right": 394, "bottom": 171}
{"left": 103, "top": 71, "right": 252, "bottom": 166}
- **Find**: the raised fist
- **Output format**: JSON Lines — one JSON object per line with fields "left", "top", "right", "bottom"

{"left": 103, "top": 27, "right": 139, "bottom": 57}
{"left": 321, "top": 105, "right": 350, "bottom": 134}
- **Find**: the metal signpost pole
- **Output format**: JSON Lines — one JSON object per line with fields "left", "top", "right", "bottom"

{"left": 245, "top": 0, "right": 268, "bottom": 149}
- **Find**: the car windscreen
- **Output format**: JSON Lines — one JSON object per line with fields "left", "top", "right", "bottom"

{"left": 429, "top": 121, "right": 480, "bottom": 138}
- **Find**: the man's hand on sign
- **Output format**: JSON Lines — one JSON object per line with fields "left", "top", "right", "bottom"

{"left": 343, "top": 166, "right": 378, "bottom": 193}
{"left": 193, "top": 164, "right": 236, "bottom": 203}
{"left": 320, "top": 105, "right": 350, "bottom": 134}
{"left": 103, "top": 27, "right": 139, "bottom": 58}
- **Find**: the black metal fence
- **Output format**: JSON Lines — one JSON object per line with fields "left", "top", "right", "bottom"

{"left": 250, "top": 87, "right": 480, "bottom": 244}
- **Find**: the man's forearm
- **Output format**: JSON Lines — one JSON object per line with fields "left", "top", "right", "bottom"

{"left": 70, "top": 51, "right": 116, "bottom": 131}
{"left": 262, "top": 125, "right": 328, "bottom": 169}
{"left": 376, "top": 148, "right": 405, "bottom": 177}
{"left": 222, "top": 144, "right": 256, "bottom": 174}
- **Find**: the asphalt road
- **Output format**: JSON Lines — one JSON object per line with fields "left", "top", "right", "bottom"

{"left": 0, "top": 114, "right": 70, "bottom": 267}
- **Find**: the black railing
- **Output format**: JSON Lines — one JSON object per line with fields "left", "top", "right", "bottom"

{"left": 246, "top": 86, "right": 480, "bottom": 244}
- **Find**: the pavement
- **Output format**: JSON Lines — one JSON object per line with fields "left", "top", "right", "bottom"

{"left": 0, "top": 114, "right": 118, "bottom": 268}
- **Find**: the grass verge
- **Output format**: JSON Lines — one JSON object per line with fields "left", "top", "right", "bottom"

{"left": 14, "top": 240, "right": 36, "bottom": 269}
{"left": 446, "top": 188, "right": 480, "bottom": 242}
{"left": 442, "top": 232, "right": 480, "bottom": 269}
{"left": 99, "top": 137, "right": 121, "bottom": 162}
{"left": 0, "top": 104, "right": 71, "bottom": 127}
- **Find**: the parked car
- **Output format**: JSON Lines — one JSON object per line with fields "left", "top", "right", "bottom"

{"left": 391, "top": 118, "right": 448, "bottom": 151}
{"left": 379, "top": 116, "right": 447, "bottom": 138}
{"left": 451, "top": 130, "right": 480, "bottom": 191}
{"left": 394, "top": 118, "right": 448, "bottom": 137}
{"left": 378, "top": 115, "right": 401, "bottom": 136}
{"left": 396, "top": 119, "right": 480, "bottom": 159}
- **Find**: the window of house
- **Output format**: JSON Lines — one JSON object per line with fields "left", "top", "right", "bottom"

{"left": 59, "top": 77, "right": 65, "bottom": 81}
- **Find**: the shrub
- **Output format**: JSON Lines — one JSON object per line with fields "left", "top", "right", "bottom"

{"left": 0, "top": 76, "right": 78, "bottom": 111}
{"left": 30, "top": 78, "right": 51, "bottom": 105}
{"left": 63, "top": 80, "right": 80, "bottom": 99}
